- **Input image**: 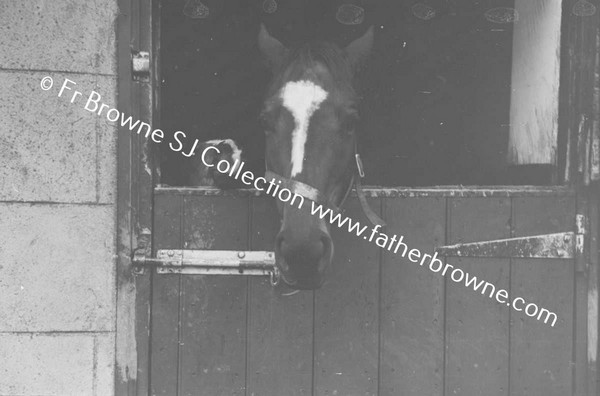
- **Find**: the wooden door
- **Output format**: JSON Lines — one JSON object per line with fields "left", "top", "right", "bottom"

{"left": 113, "top": 1, "right": 600, "bottom": 394}
{"left": 146, "top": 186, "right": 592, "bottom": 396}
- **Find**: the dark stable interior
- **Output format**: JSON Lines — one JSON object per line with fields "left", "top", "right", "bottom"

{"left": 159, "top": 0, "right": 531, "bottom": 187}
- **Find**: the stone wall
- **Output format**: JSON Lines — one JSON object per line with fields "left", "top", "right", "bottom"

{"left": 0, "top": 2, "right": 119, "bottom": 395}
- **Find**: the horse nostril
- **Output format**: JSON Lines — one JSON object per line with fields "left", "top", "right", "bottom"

{"left": 321, "top": 235, "right": 331, "bottom": 253}
{"left": 275, "top": 234, "right": 287, "bottom": 255}
{"left": 275, "top": 230, "right": 332, "bottom": 274}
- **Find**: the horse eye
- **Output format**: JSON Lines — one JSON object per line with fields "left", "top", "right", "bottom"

{"left": 259, "top": 114, "right": 269, "bottom": 127}
{"left": 260, "top": 115, "right": 276, "bottom": 136}
{"left": 342, "top": 116, "right": 358, "bottom": 134}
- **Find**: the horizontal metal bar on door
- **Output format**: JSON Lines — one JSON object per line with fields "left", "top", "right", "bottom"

{"left": 134, "top": 249, "right": 277, "bottom": 276}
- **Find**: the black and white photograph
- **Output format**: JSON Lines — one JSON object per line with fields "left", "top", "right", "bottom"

{"left": 1, "top": 0, "right": 599, "bottom": 395}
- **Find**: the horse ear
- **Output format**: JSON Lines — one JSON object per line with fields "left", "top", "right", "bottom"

{"left": 258, "top": 24, "right": 288, "bottom": 70}
{"left": 344, "top": 26, "right": 374, "bottom": 71}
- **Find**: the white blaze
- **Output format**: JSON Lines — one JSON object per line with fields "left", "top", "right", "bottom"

{"left": 280, "top": 80, "right": 328, "bottom": 177}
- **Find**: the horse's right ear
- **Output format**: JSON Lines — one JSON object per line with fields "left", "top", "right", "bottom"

{"left": 258, "top": 24, "right": 288, "bottom": 70}
{"left": 344, "top": 26, "right": 374, "bottom": 72}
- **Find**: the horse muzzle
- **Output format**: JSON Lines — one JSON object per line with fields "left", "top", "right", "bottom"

{"left": 274, "top": 228, "right": 333, "bottom": 290}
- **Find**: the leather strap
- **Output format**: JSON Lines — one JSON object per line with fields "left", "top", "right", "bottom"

{"left": 264, "top": 170, "right": 342, "bottom": 213}
{"left": 353, "top": 145, "right": 386, "bottom": 227}
{"left": 355, "top": 174, "right": 386, "bottom": 227}
{"left": 264, "top": 151, "right": 386, "bottom": 227}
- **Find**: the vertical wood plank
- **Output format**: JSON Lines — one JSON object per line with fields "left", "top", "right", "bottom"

{"left": 445, "top": 198, "right": 510, "bottom": 396}
{"left": 178, "top": 196, "right": 249, "bottom": 396}
{"left": 380, "top": 197, "right": 445, "bottom": 396}
{"left": 150, "top": 194, "right": 184, "bottom": 396}
{"left": 246, "top": 196, "right": 313, "bottom": 396}
{"left": 510, "top": 196, "right": 575, "bottom": 396}
{"left": 115, "top": 0, "right": 135, "bottom": 393}
{"left": 313, "top": 198, "right": 381, "bottom": 396}
{"left": 586, "top": 195, "right": 599, "bottom": 396}
{"left": 134, "top": 256, "right": 152, "bottom": 396}
{"left": 508, "top": 0, "right": 563, "bottom": 165}
{"left": 575, "top": 265, "right": 588, "bottom": 396}
{"left": 574, "top": 193, "right": 589, "bottom": 396}
{"left": 116, "top": 0, "right": 155, "bottom": 393}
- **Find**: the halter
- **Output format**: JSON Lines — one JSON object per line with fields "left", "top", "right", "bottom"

{"left": 264, "top": 143, "right": 386, "bottom": 227}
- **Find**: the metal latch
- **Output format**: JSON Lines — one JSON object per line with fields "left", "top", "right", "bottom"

{"left": 132, "top": 51, "right": 150, "bottom": 81}
{"left": 435, "top": 214, "right": 587, "bottom": 270}
{"left": 133, "top": 249, "right": 280, "bottom": 285}
{"left": 435, "top": 232, "right": 575, "bottom": 259}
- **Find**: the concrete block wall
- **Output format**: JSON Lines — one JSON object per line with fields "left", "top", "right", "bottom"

{"left": 0, "top": 2, "right": 119, "bottom": 395}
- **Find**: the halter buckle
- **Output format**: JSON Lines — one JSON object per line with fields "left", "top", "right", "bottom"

{"left": 355, "top": 153, "right": 365, "bottom": 178}
{"left": 270, "top": 266, "right": 281, "bottom": 286}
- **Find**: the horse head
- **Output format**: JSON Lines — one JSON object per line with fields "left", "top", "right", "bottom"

{"left": 259, "top": 24, "right": 374, "bottom": 289}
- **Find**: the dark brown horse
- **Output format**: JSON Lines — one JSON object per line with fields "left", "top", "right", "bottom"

{"left": 258, "top": 24, "right": 374, "bottom": 289}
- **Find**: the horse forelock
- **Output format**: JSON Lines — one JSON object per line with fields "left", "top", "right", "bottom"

{"left": 266, "top": 42, "right": 357, "bottom": 105}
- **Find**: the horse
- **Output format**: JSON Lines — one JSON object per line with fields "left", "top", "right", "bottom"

{"left": 192, "top": 24, "right": 377, "bottom": 289}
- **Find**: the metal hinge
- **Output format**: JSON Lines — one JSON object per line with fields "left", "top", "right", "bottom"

{"left": 132, "top": 51, "right": 150, "bottom": 81}
{"left": 133, "top": 249, "right": 280, "bottom": 285}
{"left": 436, "top": 214, "right": 587, "bottom": 270}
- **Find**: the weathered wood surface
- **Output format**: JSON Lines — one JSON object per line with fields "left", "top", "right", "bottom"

{"left": 445, "top": 198, "right": 510, "bottom": 396}
{"left": 575, "top": 194, "right": 590, "bottom": 396}
{"left": 586, "top": 196, "right": 599, "bottom": 396}
{"left": 246, "top": 197, "right": 313, "bottom": 396}
{"left": 178, "top": 196, "right": 249, "bottom": 396}
{"left": 150, "top": 194, "right": 183, "bottom": 395}
{"left": 510, "top": 197, "right": 575, "bottom": 395}
{"left": 559, "top": 0, "right": 600, "bottom": 184}
{"left": 148, "top": 192, "right": 584, "bottom": 395}
{"left": 314, "top": 198, "right": 380, "bottom": 395}
{"left": 508, "top": 0, "right": 562, "bottom": 165}
{"left": 115, "top": 0, "right": 155, "bottom": 394}
{"left": 155, "top": 185, "right": 576, "bottom": 198}
{"left": 381, "top": 197, "right": 445, "bottom": 396}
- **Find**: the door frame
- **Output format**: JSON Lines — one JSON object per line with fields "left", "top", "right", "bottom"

{"left": 115, "top": 0, "right": 155, "bottom": 394}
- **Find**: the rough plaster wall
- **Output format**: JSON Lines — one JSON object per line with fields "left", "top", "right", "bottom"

{"left": 0, "top": 1, "right": 119, "bottom": 395}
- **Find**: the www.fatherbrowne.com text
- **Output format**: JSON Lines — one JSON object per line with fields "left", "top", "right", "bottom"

{"left": 196, "top": 145, "right": 558, "bottom": 327}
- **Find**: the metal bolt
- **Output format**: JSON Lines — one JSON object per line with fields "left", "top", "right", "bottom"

{"left": 238, "top": 251, "right": 246, "bottom": 259}
{"left": 168, "top": 250, "right": 174, "bottom": 257}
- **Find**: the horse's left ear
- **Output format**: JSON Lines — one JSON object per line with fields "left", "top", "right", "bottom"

{"left": 344, "top": 26, "right": 374, "bottom": 72}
